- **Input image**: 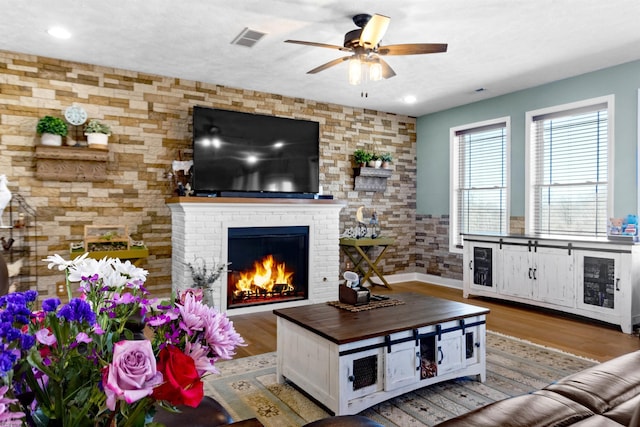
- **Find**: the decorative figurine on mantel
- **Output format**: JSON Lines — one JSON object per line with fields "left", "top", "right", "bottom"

{"left": 0, "top": 175, "right": 12, "bottom": 228}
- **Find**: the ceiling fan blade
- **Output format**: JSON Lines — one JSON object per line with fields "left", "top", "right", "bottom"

{"left": 378, "top": 58, "right": 396, "bottom": 79}
{"left": 285, "top": 39, "right": 350, "bottom": 52}
{"left": 359, "top": 14, "right": 390, "bottom": 48}
{"left": 378, "top": 43, "right": 448, "bottom": 56}
{"left": 307, "top": 56, "right": 350, "bottom": 74}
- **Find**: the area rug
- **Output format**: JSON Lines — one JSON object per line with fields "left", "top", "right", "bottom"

{"left": 203, "top": 331, "right": 597, "bottom": 426}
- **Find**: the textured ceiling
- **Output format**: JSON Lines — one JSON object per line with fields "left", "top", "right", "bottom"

{"left": 1, "top": 0, "right": 640, "bottom": 116}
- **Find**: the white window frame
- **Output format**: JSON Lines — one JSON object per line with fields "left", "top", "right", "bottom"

{"left": 525, "top": 95, "right": 614, "bottom": 237}
{"left": 449, "top": 117, "right": 511, "bottom": 253}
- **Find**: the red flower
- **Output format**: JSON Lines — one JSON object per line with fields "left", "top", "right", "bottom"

{"left": 152, "top": 345, "right": 203, "bottom": 407}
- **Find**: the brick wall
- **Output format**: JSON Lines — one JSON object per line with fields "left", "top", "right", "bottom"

{"left": 0, "top": 49, "right": 422, "bottom": 299}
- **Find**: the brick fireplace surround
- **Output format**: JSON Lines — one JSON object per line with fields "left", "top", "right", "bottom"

{"left": 167, "top": 197, "right": 345, "bottom": 315}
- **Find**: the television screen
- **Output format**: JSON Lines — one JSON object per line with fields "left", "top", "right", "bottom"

{"left": 192, "top": 106, "right": 320, "bottom": 196}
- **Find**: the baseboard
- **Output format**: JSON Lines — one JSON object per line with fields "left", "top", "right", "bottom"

{"left": 366, "top": 272, "right": 463, "bottom": 290}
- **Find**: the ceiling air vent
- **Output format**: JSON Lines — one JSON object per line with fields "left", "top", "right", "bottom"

{"left": 231, "top": 28, "right": 266, "bottom": 48}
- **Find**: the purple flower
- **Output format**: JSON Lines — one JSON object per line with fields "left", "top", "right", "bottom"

{"left": 42, "top": 298, "right": 61, "bottom": 312}
{"left": 103, "top": 340, "right": 163, "bottom": 410}
{"left": 57, "top": 298, "right": 96, "bottom": 324}
{"left": 0, "top": 385, "right": 24, "bottom": 422}
{"left": 35, "top": 329, "right": 56, "bottom": 346}
{"left": 23, "top": 290, "right": 37, "bottom": 302}
{"left": 20, "top": 333, "right": 35, "bottom": 350}
{"left": 0, "top": 349, "right": 17, "bottom": 375}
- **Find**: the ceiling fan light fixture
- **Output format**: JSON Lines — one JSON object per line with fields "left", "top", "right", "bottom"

{"left": 368, "top": 59, "right": 383, "bottom": 82}
{"left": 348, "top": 56, "right": 362, "bottom": 85}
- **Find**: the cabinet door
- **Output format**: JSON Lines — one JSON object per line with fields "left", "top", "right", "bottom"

{"left": 437, "top": 327, "right": 465, "bottom": 375}
{"left": 384, "top": 339, "right": 419, "bottom": 391}
{"left": 341, "top": 347, "right": 385, "bottom": 401}
{"left": 500, "top": 245, "right": 534, "bottom": 298}
{"left": 535, "top": 247, "right": 575, "bottom": 307}
{"left": 575, "top": 253, "right": 621, "bottom": 314}
{"left": 464, "top": 241, "right": 499, "bottom": 295}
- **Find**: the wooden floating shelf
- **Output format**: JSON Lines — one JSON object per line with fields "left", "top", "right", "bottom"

{"left": 353, "top": 167, "right": 393, "bottom": 192}
{"left": 35, "top": 145, "right": 108, "bottom": 182}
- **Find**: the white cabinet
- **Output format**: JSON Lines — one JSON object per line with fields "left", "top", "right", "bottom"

{"left": 463, "top": 235, "right": 640, "bottom": 333}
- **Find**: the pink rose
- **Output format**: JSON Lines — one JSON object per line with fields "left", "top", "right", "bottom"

{"left": 103, "top": 340, "right": 163, "bottom": 410}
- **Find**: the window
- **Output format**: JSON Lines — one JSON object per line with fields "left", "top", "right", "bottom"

{"left": 450, "top": 118, "right": 510, "bottom": 252}
{"left": 526, "top": 96, "right": 613, "bottom": 237}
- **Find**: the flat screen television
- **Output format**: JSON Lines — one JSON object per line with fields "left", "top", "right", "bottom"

{"left": 192, "top": 106, "right": 320, "bottom": 197}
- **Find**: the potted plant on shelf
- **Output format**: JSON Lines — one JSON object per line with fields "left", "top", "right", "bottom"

{"left": 36, "top": 115, "right": 68, "bottom": 146}
{"left": 369, "top": 153, "right": 382, "bottom": 168}
{"left": 380, "top": 152, "right": 393, "bottom": 169}
{"left": 84, "top": 119, "right": 111, "bottom": 149}
{"left": 353, "top": 149, "right": 373, "bottom": 167}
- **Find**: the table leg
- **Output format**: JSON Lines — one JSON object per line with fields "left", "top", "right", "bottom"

{"left": 355, "top": 245, "right": 392, "bottom": 289}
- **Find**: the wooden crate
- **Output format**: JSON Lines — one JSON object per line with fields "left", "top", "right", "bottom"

{"left": 84, "top": 225, "right": 130, "bottom": 252}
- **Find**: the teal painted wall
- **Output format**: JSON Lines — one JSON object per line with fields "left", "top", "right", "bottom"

{"left": 417, "top": 60, "right": 640, "bottom": 217}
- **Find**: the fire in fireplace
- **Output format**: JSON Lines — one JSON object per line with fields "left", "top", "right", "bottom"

{"left": 227, "top": 226, "right": 309, "bottom": 309}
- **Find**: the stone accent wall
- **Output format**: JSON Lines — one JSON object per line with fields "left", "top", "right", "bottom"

{"left": 0, "top": 49, "right": 417, "bottom": 299}
{"left": 415, "top": 214, "right": 463, "bottom": 281}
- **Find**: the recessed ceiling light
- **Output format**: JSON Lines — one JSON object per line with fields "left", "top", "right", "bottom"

{"left": 402, "top": 95, "right": 417, "bottom": 104}
{"left": 47, "top": 27, "right": 71, "bottom": 39}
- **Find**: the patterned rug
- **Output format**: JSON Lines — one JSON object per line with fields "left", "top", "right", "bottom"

{"left": 326, "top": 298, "right": 405, "bottom": 312}
{"left": 204, "top": 331, "right": 597, "bottom": 426}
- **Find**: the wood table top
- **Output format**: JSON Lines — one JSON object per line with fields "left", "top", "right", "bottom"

{"left": 273, "top": 293, "right": 490, "bottom": 345}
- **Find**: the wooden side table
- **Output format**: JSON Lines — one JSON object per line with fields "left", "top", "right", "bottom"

{"left": 339, "top": 237, "right": 394, "bottom": 289}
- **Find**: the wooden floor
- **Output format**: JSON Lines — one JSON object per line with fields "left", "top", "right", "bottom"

{"left": 228, "top": 281, "right": 640, "bottom": 362}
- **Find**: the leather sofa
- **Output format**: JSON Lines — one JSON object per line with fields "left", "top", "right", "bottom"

{"left": 436, "top": 350, "right": 640, "bottom": 427}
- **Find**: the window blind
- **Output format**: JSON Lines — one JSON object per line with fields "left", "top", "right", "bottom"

{"left": 453, "top": 121, "right": 508, "bottom": 248}
{"left": 529, "top": 104, "right": 608, "bottom": 237}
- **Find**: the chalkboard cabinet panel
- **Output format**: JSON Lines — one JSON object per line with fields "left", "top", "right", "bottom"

{"left": 463, "top": 234, "right": 640, "bottom": 333}
{"left": 466, "top": 241, "right": 499, "bottom": 294}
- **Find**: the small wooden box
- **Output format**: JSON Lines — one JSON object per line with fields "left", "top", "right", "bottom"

{"left": 339, "top": 284, "right": 370, "bottom": 306}
{"left": 84, "top": 225, "right": 130, "bottom": 252}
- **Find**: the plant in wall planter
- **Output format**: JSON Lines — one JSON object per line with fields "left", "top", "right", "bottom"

{"left": 369, "top": 153, "right": 382, "bottom": 168}
{"left": 380, "top": 152, "right": 393, "bottom": 169}
{"left": 84, "top": 119, "right": 111, "bottom": 149}
{"left": 353, "top": 149, "right": 373, "bottom": 167}
{"left": 36, "top": 116, "right": 68, "bottom": 146}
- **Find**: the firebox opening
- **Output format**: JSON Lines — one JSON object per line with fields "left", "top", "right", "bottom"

{"left": 227, "top": 226, "right": 309, "bottom": 309}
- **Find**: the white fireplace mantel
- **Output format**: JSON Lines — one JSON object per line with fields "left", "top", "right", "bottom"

{"left": 167, "top": 197, "right": 345, "bottom": 315}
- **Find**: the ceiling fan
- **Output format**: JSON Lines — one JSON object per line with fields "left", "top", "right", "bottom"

{"left": 285, "top": 13, "right": 447, "bottom": 82}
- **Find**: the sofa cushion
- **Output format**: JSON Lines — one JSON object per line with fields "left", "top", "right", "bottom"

{"left": 566, "top": 414, "right": 625, "bottom": 426}
{"left": 545, "top": 351, "right": 640, "bottom": 414}
{"left": 435, "top": 389, "right": 594, "bottom": 427}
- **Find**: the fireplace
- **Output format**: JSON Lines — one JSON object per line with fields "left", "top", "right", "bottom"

{"left": 167, "top": 197, "right": 344, "bottom": 315}
{"left": 227, "top": 226, "right": 309, "bottom": 309}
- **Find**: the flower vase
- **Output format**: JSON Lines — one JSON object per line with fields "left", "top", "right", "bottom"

{"left": 202, "top": 287, "right": 215, "bottom": 308}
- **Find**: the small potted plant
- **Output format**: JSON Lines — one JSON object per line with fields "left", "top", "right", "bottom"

{"left": 369, "top": 153, "right": 382, "bottom": 168}
{"left": 36, "top": 116, "right": 68, "bottom": 146}
{"left": 353, "top": 149, "right": 373, "bottom": 167}
{"left": 380, "top": 152, "right": 393, "bottom": 169}
{"left": 84, "top": 119, "right": 111, "bottom": 149}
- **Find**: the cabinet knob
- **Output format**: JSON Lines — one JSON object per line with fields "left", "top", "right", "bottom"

{"left": 348, "top": 375, "right": 355, "bottom": 382}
